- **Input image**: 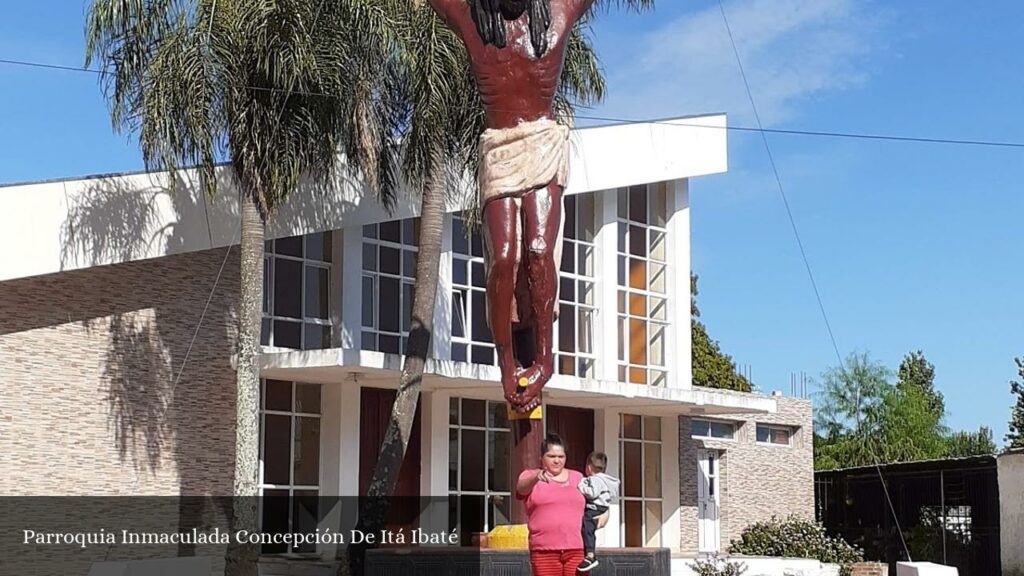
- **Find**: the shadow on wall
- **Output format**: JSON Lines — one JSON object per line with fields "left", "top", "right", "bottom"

{"left": 44, "top": 167, "right": 386, "bottom": 553}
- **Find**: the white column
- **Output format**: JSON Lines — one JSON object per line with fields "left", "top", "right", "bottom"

{"left": 667, "top": 179, "right": 692, "bottom": 389}
{"left": 340, "top": 227, "right": 363, "bottom": 349}
{"left": 318, "top": 383, "right": 342, "bottom": 558}
{"left": 431, "top": 215, "right": 453, "bottom": 361}
{"left": 595, "top": 189, "right": 620, "bottom": 382}
{"left": 595, "top": 407, "right": 621, "bottom": 548}
{"left": 661, "top": 415, "right": 681, "bottom": 551}
{"left": 330, "top": 230, "right": 345, "bottom": 347}
{"left": 418, "top": 390, "right": 451, "bottom": 541}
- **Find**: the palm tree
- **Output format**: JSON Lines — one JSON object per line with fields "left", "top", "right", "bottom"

{"left": 356, "top": 1, "right": 654, "bottom": 567}
{"left": 85, "top": 1, "right": 401, "bottom": 573}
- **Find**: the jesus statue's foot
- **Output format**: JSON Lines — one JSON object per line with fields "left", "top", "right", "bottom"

{"left": 511, "top": 364, "right": 551, "bottom": 412}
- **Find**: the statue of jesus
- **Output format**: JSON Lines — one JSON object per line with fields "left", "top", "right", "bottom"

{"left": 428, "top": 0, "right": 595, "bottom": 414}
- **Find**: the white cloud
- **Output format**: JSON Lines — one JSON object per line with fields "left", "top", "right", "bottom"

{"left": 591, "top": 0, "right": 891, "bottom": 127}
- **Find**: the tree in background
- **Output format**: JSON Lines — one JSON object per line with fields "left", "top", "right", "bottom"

{"left": 691, "top": 274, "right": 753, "bottom": 392}
{"left": 1008, "top": 357, "right": 1024, "bottom": 449}
{"left": 946, "top": 426, "right": 996, "bottom": 457}
{"left": 897, "top": 350, "right": 945, "bottom": 421}
{"left": 813, "top": 352, "right": 891, "bottom": 470}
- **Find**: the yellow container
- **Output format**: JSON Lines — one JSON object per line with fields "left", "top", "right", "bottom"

{"left": 486, "top": 524, "right": 529, "bottom": 549}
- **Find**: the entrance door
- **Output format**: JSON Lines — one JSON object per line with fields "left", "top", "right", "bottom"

{"left": 360, "top": 387, "right": 422, "bottom": 534}
{"left": 545, "top": 405, "right": 595, "bottom": 473}
{"left": 697, "top": 449, "right": 721, "bottom": 553}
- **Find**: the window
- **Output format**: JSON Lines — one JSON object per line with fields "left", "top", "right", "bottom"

{"left": 448, "top": 398, "right": 511, "bottom": 543}
{"left": 756, "top": 424, "right": 794, "bottom": 446}
{"left": 619, "top": 414, "right": 662, "bottom": 547}
{"left": 259, "top": 379, "right": 321, "bottom": 553}
{"left": 691, "top": 419, "right": 736, "bottom": 440}
{"left": 616, "top": 183, "right": 669, "bottom": 386}
{"left": 262, "top": 232, "right": 333, "bottom": 350}
{"left": 361, "top": 219, "right": 418, "bottom": 355}
{"left": 556, "top": 193, "right": 597, "bottom": 379}
{"left": 451, "top": 215, "right": 496, "bottom": 365}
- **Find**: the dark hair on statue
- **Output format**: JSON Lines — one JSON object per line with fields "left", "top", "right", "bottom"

{"left": 541, "top": 433, "right": 565, "bottom": 455}
{"left": 469, "top": 0, "right": 552, "bottom": 58}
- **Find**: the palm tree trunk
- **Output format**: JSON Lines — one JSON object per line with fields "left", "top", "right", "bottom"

{"left": 349, "top": 154, "right": 445, "bottom": 574}
{"left": 226, "top": 191, "right": 264, "bottom": 576}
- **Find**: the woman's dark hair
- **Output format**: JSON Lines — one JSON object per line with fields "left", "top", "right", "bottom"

{"left": 541, "top": 433, "right": 565, "bottom": 455}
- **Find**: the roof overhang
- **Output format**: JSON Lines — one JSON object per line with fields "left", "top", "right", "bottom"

{"left": 258, "top": 347, "right": 774, "bottom": 416}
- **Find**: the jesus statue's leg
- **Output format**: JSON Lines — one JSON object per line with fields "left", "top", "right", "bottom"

{"left": 516, "top": 182, "right": 563, "bottom": 411}
{"left": 482, "top": 196, "right": 524, "bottom": 406}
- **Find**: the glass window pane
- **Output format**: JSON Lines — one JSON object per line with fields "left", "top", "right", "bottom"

{"left": 453, "top": 218, "right": 468, "bottom": 254}
{"left": 362, "top": 243, "right": 377, "bottom": 271}
{"left": 624, "top": 499, "right": 643, "bottom": 547}
{"left": 362, "top": 276, "right": 375, "bottom": 328}
{"left": 629, "top": 318, "right": 647, "bottom": 366}
{"left": 645, "top": 500, "right": 662, "bottom": 547}
{"left": 579, "top": 281, "right": 594, "bottom": 306}
{"left": 276, "top": 235, "right": 302, "bottom": 257}
{"left": 629, "top": 367, "right": 647, "bottom": 385}
{"left": 490, "top": 495, "right": 511, "bottom": 530}
{"left": 617, "top": 291, "right": 626, "bottom": 313}
{"left": 263, "top": 258, "right": 271, "bottom": 313}
{"left": 691, "top": 419, "right": 708, "bottom": 437}
{"left": 650, "top": 297, "right": 668, "bottom": 320}
{"left": 453, "top": 258, "right": 468, "bottom": 286}
{"left": 402, "top": 283, "right": 414, "bottom": 332}
{"left": 579, "top": 194, "right": 595, "bottom": 242}
{"left": 449, "top": 428, "right": 459, "bottom": 490}
{"left": 452, "top": 291, "right": 466, "bottom": 338}
{"left": 261, "top": 318, "right": 270, "bottom": 346}
{"left": 622, "top": 414, "right": 641, "bottom": 439}
{"left": 263, "top": 414, "right": 291, "bottom": 484}
{"left": 450, "top": 397, "right": 460, "bottom": 425}
{"left": 471, "top": 291, "right": 492, "bottom": 342}
{"left": 265, "top": 380, "right": 291, "bottom": 411}
{"left": 302, "top": 324, "right": 330, "bottom": 350}
{"left": 774, "top": 428, "right": 791, "bottom": 445}
{"left": 756, "top": 425, "right": 770, "bottom": 443}
{"left": 293, "top": 416, "right": 320, "bottom": 485}
{"left": 489, "top": 430, "right": 510, "bottom": 492}
{"left": 293, "top": 490, "right": 320, "bottom": 552}
{"left": 363, "top": 224, "right": 377, "bottom": 239}
{"left": 650, "top": 370, "right": 667, "bottom": 388}
{"left": 273, "top": 320, "right": 301, "bottom": 349}
{"left": 461, "top": 429, "right": 485, "bottom": 492}
{"left": 711, "top": 421, "right": 735, "bottom": 439}
{"left": 304, "top": 266, "right": 329, "bottom": 319}
{"left": 402, "top": 218, "right": 417, "bottom": 246}
{"left": 452, "top": 343, "right": 468, "bottom": 362}
{"left": 629, "top": 293, "right": 646, "bottom": 316}
{"left": 617, "top": 255, "right": 626, "bottom": 286}
{"left": 560, "top": 277, "right": 575, "bottom": 303}
{"left": 403, "top": 249, "right": 417, "bottom": 277}
{"left": 561, "top": 241, "right": 574, "bottom": 273}
{"left": 649, "top": 230, "right": 666, "bottom": 262}
{"left": 650, "top": 263, "right": 667, "bottom": 294}
{"left": 380, "top": 246, "right": 400, "bottom": 275}
{"left": 559, "top": 303, "right": 575, "bottom": 353}
{"left": 379, "top": 277, "right": 400, "bottom": 332}
{"left": 463, "top": 399, "right": 486, "bottom": 427}
{"left": 652, "top": 182, "right": 668, "bottom": 228}
{"left": 644, "top": 442, "right": 661, "bottom": 498}
{"left": 489, "top": 401, "right": 509, "bottom": 430}
{"left": 644, "top": 416, "right": 661, "bottom": 441}
{"left": 578, "top": 308, "right": 593, "bottom": 354}
{"left": 361, "top": 331, "right": 376, "bottom": 351}
{"left": 472, "top": 261, "right": 486, "bottom": 288}
{"left": 380, "top": 220, "right": 401, "bottom": 243}
{"left": 260, "top": 489, "right": 289, "bottom": 554}
{"left": 622, "top": 441, "right": 642, "bottom": 498}
{"left": 629, "top": 185, "right": 648, "bottom": 223}
{"left": 579, "top": 245, "right": 594, "bottom": 277}
{"left": 563, "top": 195, "right": 576, "bottom": 238}
{"left": 471, "top": 232, "right": 483, "bottom": 257}
{"left": 629, "top": 258, "right": 646, "bottom": 290}
{"left": 274, "top": 258, "right": 302, "bottom": 318}
{"left": 295, "top": 384, "right": 321, "bottom": 414}
{"left": 617, "top": 188, "right": 628, "bottom": 219}
{"left": 629, "top": 225, "right": 646, "bottom": 257}
{"left": 459, "top": 494, "right": 485, "bottom": 544}
{"left": 617, "top": 223, "right": 627, "bottom": 253}
{"left": 471, "top": 346, "right": 494, "bottom": 365}
{"left": 305, "top": 232, "right": 331, "bottom": 262}
{"left": 378, "top": 334, "right": 399, "bottom": 354}
{"left": 649, "top": 324, "right": 665, "bottom": 367}
{"left": 617, "top": 317, "right": 625, "bottom": 361}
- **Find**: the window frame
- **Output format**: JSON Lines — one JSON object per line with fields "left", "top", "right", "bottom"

{"left": 447, "top": 398, "right": 513, "bottom": 540}
{"left": 450, "top": 214, "right": 497, "bottom": 366}
{"left": 555, "top": 193, "right": 598, "bottom": 379}
{"left": 618, "top": 414, "right": 664, "bottom": 548}
{"left": 258, "top": 379, "right": 322, "bottom": 554}
{"left": 690, "top": 418, "right": 738, "bottom": 442}
{"left": 262, "top": 233, "right": 333, "bottom": 350}
{"left": 756, "top": 424, "right": 795, "bottom": 447}
{"left": 360, "top": 219, "right": 419, "bottom": 356}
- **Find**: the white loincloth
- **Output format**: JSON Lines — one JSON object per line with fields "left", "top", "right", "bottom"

{"left": 478, "top": 118, "right": 570, "bottom": 329}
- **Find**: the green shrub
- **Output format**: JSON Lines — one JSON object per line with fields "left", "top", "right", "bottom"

{"left": 728, "top": 515, "right": 863, "bottom": 576}
{"left": 688, "top": 553, "right": 748, "bottom": 576}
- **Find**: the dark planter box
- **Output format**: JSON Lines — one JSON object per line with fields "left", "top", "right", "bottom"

{"left": 366, "top": 547, "right": 671, "bottom": 576}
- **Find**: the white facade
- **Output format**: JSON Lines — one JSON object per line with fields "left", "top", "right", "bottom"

{"left": 1, "top": 114, "right": 784, "bottom": 554}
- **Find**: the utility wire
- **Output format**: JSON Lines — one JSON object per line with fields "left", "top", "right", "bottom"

{"left": 717, "top": 0, "right": 912, "bottom": 561}
{"left": 4, "top": 56, "right": 1024, "bottom": 150}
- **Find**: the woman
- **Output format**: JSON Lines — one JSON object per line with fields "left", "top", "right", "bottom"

{"left": 516, "top": 433, "right": 586, "bottom": 576}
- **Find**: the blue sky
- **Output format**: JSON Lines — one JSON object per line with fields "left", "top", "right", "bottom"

{"left": 1, "top": 1, "right": 1021, "bottom": 445}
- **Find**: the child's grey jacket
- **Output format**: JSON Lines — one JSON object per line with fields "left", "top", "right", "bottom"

{"left": 578, "top": 472, "right": 620, "bottom": 508}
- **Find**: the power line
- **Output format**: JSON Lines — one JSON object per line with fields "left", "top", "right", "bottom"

{"left": 717, "top": 0, "right": 912, "bottom": 561}
{"left": 4, "top": 56, "right": 1024, "bottom": 150}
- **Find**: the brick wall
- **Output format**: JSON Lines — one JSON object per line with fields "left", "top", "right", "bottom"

{"left": 678, "top": 393, "right": 814, "bottom": 553}
{"left": 851, "top": 562, "right": 888, "bottom": 576}
{"left": 0, "top": 249, "right": 240, "bottom": 495}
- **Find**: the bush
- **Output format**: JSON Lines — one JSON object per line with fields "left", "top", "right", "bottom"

{"left": 689, "top": 553, "right": 748, "bottom": 576}
{"left": 729, "top": 515, "right": 863, "bottom": 576}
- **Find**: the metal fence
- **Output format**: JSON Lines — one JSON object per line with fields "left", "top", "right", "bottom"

{"left": 815, "top": 455, "right": 1000, "bottom": 576}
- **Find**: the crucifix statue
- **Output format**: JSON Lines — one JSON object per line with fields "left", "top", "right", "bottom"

{"left": 427, "top": 0, "right": 595, "bottom": 526}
